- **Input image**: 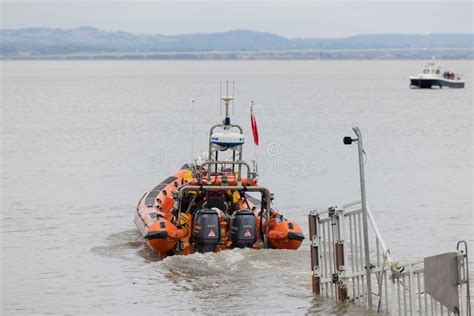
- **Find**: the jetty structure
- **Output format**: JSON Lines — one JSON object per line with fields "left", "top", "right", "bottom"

{"left": 309, "top": 127, "right": 471, "bottom": 315}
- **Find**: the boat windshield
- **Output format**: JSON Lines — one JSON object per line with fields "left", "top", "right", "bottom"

{"left": 422, "top": 69, "right": 430, "bottom": 74}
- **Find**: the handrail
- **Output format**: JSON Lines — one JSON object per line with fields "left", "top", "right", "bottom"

{"left": 315, "top": 200, "right": 397, "bottom": 269}
{"left": 366, "top": 205, "right": 397, "bottom": 268}
{"left": 201, "top": 160, "right": 253, "bottom": 183}
{"left": 174, "top": 185, "right": 272, "bottom": 250}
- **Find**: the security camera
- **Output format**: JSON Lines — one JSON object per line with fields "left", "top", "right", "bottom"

{"left": 343, "top": 136, "right": 355, "bottom": 145}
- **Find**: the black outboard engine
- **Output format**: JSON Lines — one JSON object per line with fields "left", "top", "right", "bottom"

{"left": 192, "top": 208, "right": 221, "bottom": 253}
{"left": 230, "top": 210, "right": 257, "bottom": 248}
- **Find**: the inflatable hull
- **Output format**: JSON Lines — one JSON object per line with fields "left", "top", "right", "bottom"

{"left": 134, "top": 168, "right": 304, "bottom": 257}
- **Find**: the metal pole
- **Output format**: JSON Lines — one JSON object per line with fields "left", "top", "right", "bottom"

{"left": 353, "top": 126, "right": 373, "bottom": 308}
{"left": 457, "top": 240, "right": 471, "bottom": 316}
{"left": 264, "top": 192, "right": 271, "bottom": 248}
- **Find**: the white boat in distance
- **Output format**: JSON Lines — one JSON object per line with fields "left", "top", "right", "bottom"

{"left": 410, "top": 62, "right": 465, "bottom": 89}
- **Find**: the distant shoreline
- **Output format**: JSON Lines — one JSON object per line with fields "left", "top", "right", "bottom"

{"left": 2, "top": 27, "right": 472, "bottom": 60}
{"left": 2, "top": 48, "right": 473, "bottom": 60}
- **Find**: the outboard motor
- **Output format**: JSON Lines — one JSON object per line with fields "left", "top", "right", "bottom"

{"left": 230, "top": 210, "right": 257, "bottom": 248}
{"left": 192, "top": 208, "right": 221, "bottom": 253}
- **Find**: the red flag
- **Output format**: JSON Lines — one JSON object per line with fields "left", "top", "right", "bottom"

{"left": 250, "top": 105, "right": 259, "bottom": 146}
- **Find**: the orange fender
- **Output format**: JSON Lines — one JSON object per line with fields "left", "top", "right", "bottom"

{"left": 147, "top": 218, "right": 183, "bottom": 254}
{"left": 268, "top": 220, "right": 304, "bottom": 250}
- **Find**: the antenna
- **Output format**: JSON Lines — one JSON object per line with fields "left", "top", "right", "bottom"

{"left": 220, "top": 80, "right": 234, "bottom": 126}
{"left": 191, "top": 99, "right": 195, "bottom": 159}
{"left": 219, "top": 81, "right": 222, "bottom": 115}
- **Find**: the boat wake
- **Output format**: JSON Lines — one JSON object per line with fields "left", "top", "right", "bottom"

{"left": 89, "top": 229, "right": 371, "bottom": 314}
{"left": 91, "top": 229, "right": 160, "bottom": 262}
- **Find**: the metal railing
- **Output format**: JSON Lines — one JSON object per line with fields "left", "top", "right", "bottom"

{"left": 309, "top": 127, "right": 471, "bottom": 315}
{"left": 201, "top": 160, "right": 254, "bottom": 184}
{"left": 309, "top": 201, "right": 472, "bottom": 315}
{"left": 174, "top": 185, "right": 273, "bottom": 250}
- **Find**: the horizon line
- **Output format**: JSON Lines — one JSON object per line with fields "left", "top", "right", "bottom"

{"left": 2, "top": 26, "right": 473, "bottom": 39}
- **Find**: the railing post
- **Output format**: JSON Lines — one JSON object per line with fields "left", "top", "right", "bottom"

{"left": 334, "top": 207, "right": 348, "bottom": 302}
{"left": 408, "top": 263, "right": 415, "bottom": 316}
{"left": 457, "top": 240, "right": 471, "bottom": 316}
{"left": 309, "top": 211, "right": 321, "bottom": 295}
{"left": 352, "top": 127, "right": 373, "bottom": 308}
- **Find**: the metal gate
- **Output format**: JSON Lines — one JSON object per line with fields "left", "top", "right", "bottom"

{"left": 309, "top": 201, "right": 471, "bottom": 315}
{"left": 309, "top": 127, "right": 471, "bottom": 315}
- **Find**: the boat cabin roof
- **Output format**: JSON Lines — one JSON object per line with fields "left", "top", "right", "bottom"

{"left": 422, "top": 63, "right": 442, "bottom": 74}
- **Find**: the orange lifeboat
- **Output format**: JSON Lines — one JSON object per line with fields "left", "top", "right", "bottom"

{"left": 134, "top": 87, "right": 304, "bottom": 257}
{"left": 134, "top": 173, "right": 304, "bottom": 257}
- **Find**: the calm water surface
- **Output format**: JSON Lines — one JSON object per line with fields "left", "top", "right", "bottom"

{"left": 1, "top": 60, "right": 473, "bottom": 314}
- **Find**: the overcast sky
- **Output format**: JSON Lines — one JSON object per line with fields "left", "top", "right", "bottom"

{"left": 1, "top": 1, "right": 472, "bottom": 38}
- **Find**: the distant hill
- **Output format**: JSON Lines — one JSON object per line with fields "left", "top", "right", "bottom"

{"left": 294, "top": 33, "right": 473, "bottom": 50}
{"left": 0, "top": 27, "right": 293, "bottom": 55}
{"left": 0, "top": 27, "right": 472, "bottom": 59}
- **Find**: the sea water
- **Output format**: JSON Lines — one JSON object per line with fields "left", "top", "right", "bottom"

{"left": 1, "top": 60, "right": 472, "bottom": 314}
